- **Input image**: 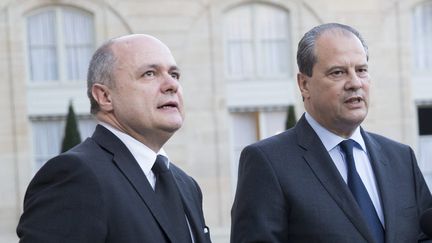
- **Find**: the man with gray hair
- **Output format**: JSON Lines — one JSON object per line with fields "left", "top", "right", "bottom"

{"left": 17, "top": 34, "right": 211, "bottom": 243}
{"left": 231, "top": 23, "right": 432, "bottom": 242}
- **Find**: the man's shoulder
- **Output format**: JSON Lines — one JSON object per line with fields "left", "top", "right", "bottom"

{"left": 37, "top": 137, "right": 108, "bottom": 175}
{"left": 63, "top": 137, "right": 108, "bottom": 161}
{"left": 249, "top": 128, "right": 297, "bottom": 150}
{"left": 363, "top": 130, "right": 410, "bottom": 149}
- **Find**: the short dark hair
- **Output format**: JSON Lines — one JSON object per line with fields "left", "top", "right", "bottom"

{"left": 86, "top": 39, "right": 117, "bottom": 115}
{"left": 296, "top": 23, "right": 369, "bottom": 77}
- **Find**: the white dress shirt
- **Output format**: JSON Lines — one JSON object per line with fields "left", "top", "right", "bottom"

{"left": 305, "top": 113, "right": 385, "bottom": 225}
{"left": 100, "top": 122, "right": 169, "bottom": 189}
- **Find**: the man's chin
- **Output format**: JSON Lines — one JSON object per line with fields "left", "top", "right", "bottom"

{"left": 346, "top": 109, "right": 367, "bottom": 122}
{"left": 161, "top": 121, "right": 183, "bottom": 133}
{"left": 344, "top": 116, "right": 366, "bottom": 129}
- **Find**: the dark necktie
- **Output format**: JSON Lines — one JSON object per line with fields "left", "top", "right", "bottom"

{"left": 339, "top": 140, "right": 385, "bottom": 243}
{"left": 152, "top": 155, "right": 192, "bottom": 243}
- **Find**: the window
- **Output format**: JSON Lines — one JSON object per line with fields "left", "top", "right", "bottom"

{"left": 30, "top": 116, "right": 97, "bottom": 171}
{"left": 419, "top": 106, "right": 432, "bottom": 135}
{"left": 27, "top": 6, "right": 94, "bottom": 82}
{"left": 229, "top": 109, "right": 287, "bottom": 189}
{"left": 224, "top": 4, "right": 291, "bottom": 80}
{"left": 412, "top": 1, "right": 432, "bottom": 72}
{"left": 224, "top": 4, "right": 294, "bottom": 190}
{"left": 417, "top": 106, "right": 432, "bottom": 188}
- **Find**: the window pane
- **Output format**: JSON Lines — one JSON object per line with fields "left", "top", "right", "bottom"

{"left": 31, "top": 119, "right": 64, "bottom": 170}
{"left": 417, "top": 106, "right": 432, "bottom": 188}
{"left": 31, "top": 116, "right": 97, "bottom": 171}
{"left": 224, "top": 6, "right": 253, "bottom": 78}
{"left": 229, "top": 112, "right": 258, "bottom": 188}
{"left": 226, "top": 41, "right": 254, "bottom": 78}
{"left": 27, "top": 7, "right": 94, "bottom": 82}
{"left": 256, "top": 6, "right": 290, "bottom": 77}
{"left": 260, "top": 111, "right": 286, "bottom": 138}
{"left": 224, "top": 4, "right": 291, "bottom": 79}
{"left": 27, "top": 10, "right": 58, "bottom": 81}
{"left": 413, "top": 2, "right": 432, "bottom": 71}
{"left": 418, "top": 107, "right": 432, "bottom": 135}
{"left": 63, "top": 8, "right": 94, "bottom": 80}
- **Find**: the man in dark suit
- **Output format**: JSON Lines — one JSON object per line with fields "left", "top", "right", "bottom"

{"left": 231, "top": 23, "right": 432, "bottom": 242}
{"left": 17, "top": 34, "right": 211, "bottom": 243}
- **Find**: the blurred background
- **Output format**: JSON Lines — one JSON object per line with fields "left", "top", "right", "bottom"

{"left": 1, "top": 0, "right": 431, "bottom": 242}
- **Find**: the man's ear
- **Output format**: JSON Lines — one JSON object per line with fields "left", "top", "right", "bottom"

{"left": 92, "top": 83, "right": 113, "bottom": 112}
{"left": 297, "top": 72, "right": 310, "bottom": 100}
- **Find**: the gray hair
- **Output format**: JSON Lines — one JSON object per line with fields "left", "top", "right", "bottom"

{"left": 87, "top": 38, "right": 117, "bottom": 115}
{"left": 296, "top": 23, "right": 369, "bottom": 77}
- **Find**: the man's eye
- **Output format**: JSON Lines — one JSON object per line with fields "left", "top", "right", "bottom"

{"left": 170, "top": 72, "right": 180, "bottom": 80}
{"left": 357, "top": 68, "right": 369, "bottom": 77}
{"left": 330, "top": 70, "right": 344, "bottom": 76}
{"left": 143, "top": 71, "right": 155, "bottom": 77}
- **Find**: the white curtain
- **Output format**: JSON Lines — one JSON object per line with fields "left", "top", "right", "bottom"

{"left": 256, "top": 5, "right": 290, "bottom": 77}
{"left": 229, "top": 110, "right": 287, "bottom": 190}
{"left": 412, "top": 2, "right": 432, "bottom": 71}
{"left": 224, "top": 4, "right": 291, "bottom": 79}
{"left": 27, "top": 10, "right": 58, "bottom": 81}
{"left": 230, "top": 112, "right": 258, "bottom": 189}
{"left": 32, "top": 120, "right": 63, "bottom": 169}
{"left": 27, "top": 7, "right": 94, "bottom": 82}
{"left": 63, "top": 8, "right": 94, "bottom": 81}
{"left": 31, "top": 117, "right": 97, "bottom": 171}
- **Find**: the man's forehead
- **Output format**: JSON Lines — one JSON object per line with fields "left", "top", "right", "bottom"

{"left": 317, "top": 29, "right": 357, "bottom": 44}
{"left": 111, "top": 36, "right": 174, "bottom": 61}
{"left": 113, "top": 37, "right": 158, "bottom": 51}
{"left": 112, "top": 36, "right": 177, "bottom": 70}
{"left": 315, "top": 30, "right": 364, "bottom": 54}
{"left": 313, "top": 32, "right": 367, "bottom": 68}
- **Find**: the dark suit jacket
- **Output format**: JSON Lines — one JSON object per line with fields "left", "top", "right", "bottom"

{"left": 17, "top": 125, "right": 211, "bottom": 243}
{"left": 231, "top": 115, "right": 432, "bottom": 243}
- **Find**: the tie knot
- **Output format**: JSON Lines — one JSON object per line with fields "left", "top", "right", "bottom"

{"left": 340, "top": 139, "right": 356, "bottom": 157}
{"left": 152, "top": 155, "right": 169, "bottom": 174}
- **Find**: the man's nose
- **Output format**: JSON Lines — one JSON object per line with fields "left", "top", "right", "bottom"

{"left": 346, "top": 71, "right": 363, "bottom": 90}
{"left": 161, "top": 74, "right": 179, "bottom": 93}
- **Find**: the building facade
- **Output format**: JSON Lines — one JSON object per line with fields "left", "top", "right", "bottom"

{"left": 1, "top": 0, "right": 431, "bottom": 242}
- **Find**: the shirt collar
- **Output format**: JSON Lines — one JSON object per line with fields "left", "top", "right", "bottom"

{"left": 99, "top": 122, "right": 170, "bottom": 174}
{"left": 305, "top": 112, "right": 367, "bottom": 152}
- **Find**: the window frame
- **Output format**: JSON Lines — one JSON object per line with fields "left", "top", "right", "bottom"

{"left": 25, "top": 5, "right": 95, "bottom": 85}
{"left": 223, "top": 3, "right": 292, "bottom": 81}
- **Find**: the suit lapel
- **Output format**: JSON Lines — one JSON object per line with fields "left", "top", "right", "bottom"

{"left": 91, "top": 125, "right": 179, "bottom": 242}
{"left": 296, "top": 116, "right": 375, "bottom": 242}
{"left": 362, "top": 131, "right": 396, "bottom": 242}
{"left": 172, "top": 168, "right": 206, "bottom": 243}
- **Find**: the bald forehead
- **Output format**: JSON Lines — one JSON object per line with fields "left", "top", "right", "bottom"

{"left": 106, "top": 33, "right": 178, "bottom": 83}
{"left": 110, "top": 34, "right": 170, "bottom": 53}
